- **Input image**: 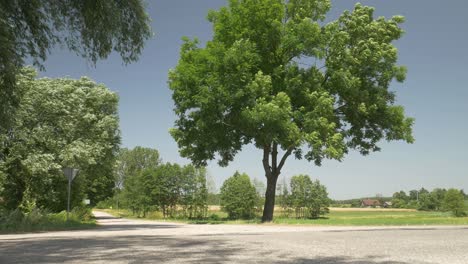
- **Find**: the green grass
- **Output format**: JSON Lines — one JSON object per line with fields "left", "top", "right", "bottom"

{"left": 0, "top": 209, "right": 97, "bottom": 234}
{"left": 272, "top": 210, "right": 468, "bottom": 225}
{"left": 101, "top": 208, "right": 468, "bottom": 226}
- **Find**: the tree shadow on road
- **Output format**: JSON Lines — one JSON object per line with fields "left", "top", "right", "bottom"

{"left": 0, "top": 235, "right": 239, "bottom": 263}
{"left": 273, "top": 256, "right": 428, "bottom": 264}
{"left": 0, "top": 234, "right": 429, "bottom": 264}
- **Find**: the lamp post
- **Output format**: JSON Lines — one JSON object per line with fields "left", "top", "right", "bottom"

{"left": 62, "top": 167, "right": 79, "bottom": 222}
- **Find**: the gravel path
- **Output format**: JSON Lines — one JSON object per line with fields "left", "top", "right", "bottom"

{"left": 0, "top": 211, "right": 467, "bottom": 264}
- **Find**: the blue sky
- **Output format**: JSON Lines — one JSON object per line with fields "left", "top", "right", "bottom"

{"left": 38, "top": 0, "right": 468, "bottom": 199}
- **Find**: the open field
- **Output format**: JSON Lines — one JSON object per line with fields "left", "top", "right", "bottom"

{"left": 101, "top": 207, "right": 468, "bottom": 226}
{"left": 207, "top": 205, "right": 417, "bottom": 212}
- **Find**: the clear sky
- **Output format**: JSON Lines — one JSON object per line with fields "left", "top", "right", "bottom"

{"left": 37, "top": 0, "right": 468, "bottom": 199}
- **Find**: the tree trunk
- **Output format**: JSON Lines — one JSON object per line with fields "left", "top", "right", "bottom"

{"left": 261, "top": 143, "right": 292, "bottom": 222}
{"left": 262, "top": 175, "right": 278, "bottom": 222}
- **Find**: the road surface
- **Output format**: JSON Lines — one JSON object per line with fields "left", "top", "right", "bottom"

{"left": 0, "top": 211, "right": 467, "bottom": 264}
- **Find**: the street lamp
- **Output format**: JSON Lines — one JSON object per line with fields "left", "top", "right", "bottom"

{"left": 62, "top": 167, "right": 79, "bottom": 221}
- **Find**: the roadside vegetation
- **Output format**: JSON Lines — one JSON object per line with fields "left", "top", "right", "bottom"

{"left": 98, "top": 150, "right": 468, "bottom": 225}
{"left": 100, "top": 207, "right": 468, "bottom": 226}
{"left": 0, "top": 206, "right": 95, "bottom": 234}
{"left": 1, "top": 0, "right": 467, "bottom": 232}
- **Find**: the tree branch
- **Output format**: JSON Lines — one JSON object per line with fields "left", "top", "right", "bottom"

{"left": 321, "top": 72, "right": 329, "bottom": 87}
{"left": 277, "top": 146, "right": 294, "bottom": 173}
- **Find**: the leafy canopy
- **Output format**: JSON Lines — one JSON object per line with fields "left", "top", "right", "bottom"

{"left": 0, "top": 0, "right": 152, "bottom": 131}
{"left": 169, "top": 0, "right": 414, "bottom": 168}
{"left": 115, "top": 147, "right": 161, "bottom": 190}
{"left": 0, "top": 68, "right": 120, "bottom": 211}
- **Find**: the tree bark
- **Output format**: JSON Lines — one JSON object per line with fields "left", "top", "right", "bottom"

{"left": 262, "top": 173, "right": 278, "bottom": 222}
{"left": 261, "top": 144, "right": 293, "bottom": 222}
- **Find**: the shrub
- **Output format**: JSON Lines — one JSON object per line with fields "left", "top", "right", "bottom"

{"left": 95, "top": 199, "right": 113, "bottom": 209}
{"left": 71, "top": 206, "right": 93, "bottom": 221}
{"left": 220, "top": 171, "right": 258, "bottom": 219}
{"left": 208, "top": 213, "right": 220, "bottom": 221}
{"left": 443, "top": 189, "right": 466, "bottom": 217}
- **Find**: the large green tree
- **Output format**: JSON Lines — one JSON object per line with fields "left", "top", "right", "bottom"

{"left": 0, "top": 68, "right": 120, "bottom": 211}
{"left": 0, "top": 0, "right": 152, "bottom": 133}
{"left": 169, "top": 0, "right": 414, "bottom": 222}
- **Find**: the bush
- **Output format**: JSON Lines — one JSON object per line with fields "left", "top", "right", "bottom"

{"left": 220, "top": 172, "right": 258, "bottom": 219}
{"left": 208, "top": 213, "right": 220, "bottom": 221}
{"left": 0, "top": 209, "right": 25, "bottom": 231}
{"left": 71, "top": 206, "right": 93, "bottom": 221}
{"left": 443, "top": 189, "right": 466, "bottom": 217}
{"left": 95, "top": 199, "right": 113, "bottom": 209}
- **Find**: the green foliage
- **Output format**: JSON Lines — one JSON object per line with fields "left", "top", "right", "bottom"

{"left": 207, "top": 193, "right": 221, "bottom": 205}
{"left": 0, "top": 207, "right": 95, "bottom": 233}
{"left": 220, "top": 172, "right": 258, "bottom": 219}
{"left": 443, "top": 189, "right": 466, "bottom": 217}
{"left": 169, "top": 0, "right": 414, "bottom": 221}
{"left": 0, "top": 68, "right": 120, "bottom": 212}
{"left": 289, "top": 175, "right": 329, "bottom": 219}
{"left": 409, "top": 190, "right": 418, "bottom": 201}
{"left": 0, "top": 0, "right": 152, "bottom": 131}
{"left": 391, "top": 198, "right": 407, "bottom": 209}
{"left": 115, "top": 147, "right": 161, "bottom": 189}
{"left": 120, "top": 162, "right": 208, "bottom": 219}
{"left": 277, "top": 180, "right": 292, "bottom": 216}
{"left": 392, "top": 191, "right": 409, "bottom": 202}
{"left": 71, "top": 206, "right": 93, "bottom": 221}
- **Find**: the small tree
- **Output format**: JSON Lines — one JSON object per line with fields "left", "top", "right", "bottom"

{"left": 290, "top": 175, "right": 311, "bottom": 218}
{"left": 443, "top": 189, "right": 466, "bottom": 217}
{"left": 290, "top": 175, "right": 329, "bottom": 219}
{"left": 277, "top": 179, "right": 292, "bottom": 217}
{"left": 220, "top": 172, "right": 258, "bottom": 219}
{"left": 307, "top": 179, "right": 330, "bottom": 218}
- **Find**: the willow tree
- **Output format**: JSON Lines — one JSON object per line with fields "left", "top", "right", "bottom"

{"left": 169, "top": 0, "right": 414, "bottom": 222}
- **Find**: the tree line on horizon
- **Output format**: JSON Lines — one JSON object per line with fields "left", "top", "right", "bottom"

{"left": 331, "top": 187, "right": 467, "bottom": 217}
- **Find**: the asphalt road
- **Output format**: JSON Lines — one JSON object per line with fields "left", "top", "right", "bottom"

{"left": 0, "top": 211, "right": 467, "bottom": 264}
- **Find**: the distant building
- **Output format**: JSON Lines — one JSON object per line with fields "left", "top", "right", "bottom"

{"left": 361, "top": 199, "right": 381, "bottom": 208}
{"left": 383, "top": 201, "right": 393, "bottom": 208}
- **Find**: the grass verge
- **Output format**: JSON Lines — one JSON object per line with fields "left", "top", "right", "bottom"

{"left": 0, "top": 208, "right": 97, "bottom": 234}
{"left": 100, "top": 208, "right": 468, "bottom": 226}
